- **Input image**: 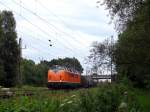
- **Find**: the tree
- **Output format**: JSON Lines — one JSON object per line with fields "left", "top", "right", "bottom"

{"left": 114, "top": 2, "right": 150, "bottom": 88}
{"left": 0, "top": 59, "right": 5, "bottom": 84}
{"left": 34, "top": 61, "right": 49, "bottom": 86}
{"left": 88, "top": 38, "right": 115, "bottom": 75}
{"left": 48, "top": 57, "right": 84, "bottom": 74}
{"left": 98, "top": 0, "right": 145, "bottom": 31}
{"left": 21, "top": 59, "right": 49, "bottom": 86}
{"left": 0, "top": 11, "right": 19, "bottom": 87}
{"left": 21, "top": 59, "right": 36, "bottom": 85}
{"left": 101, "top": 0, "right": 150, "bottom": 88}
{"left": 0, "top": 14, "right": 5, "bottom": 84}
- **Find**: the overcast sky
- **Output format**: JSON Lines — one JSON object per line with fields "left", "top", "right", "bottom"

{"left": 0, "top": 0, "right": 117, "bottom": 72}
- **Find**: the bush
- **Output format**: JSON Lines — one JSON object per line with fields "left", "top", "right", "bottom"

{"left": 78, "top": 84, "right": 141, "bottom": 112}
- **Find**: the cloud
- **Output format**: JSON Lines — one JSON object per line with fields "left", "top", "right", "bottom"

{"left": 0, "top": 0, "right": 117, "bottom": 71}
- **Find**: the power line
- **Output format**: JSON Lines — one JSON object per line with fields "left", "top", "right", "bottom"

{"left": 17, "top": 34, "right": 57, "bottom": 57}
{"left": 29, "top": 45, "right": 56, "bottom": 58}
{"left": 37, "top": 0, "right": 89, "bottom": 46}
{"left": 18, "top": 36, "right": 56, "bottom": 61}
{"left": 12, "top": 0, "right": 80, "bottom": 54}
{"left": 17, "top": 19, "right": 86, "bottom": 59}
{"left": 18, "top": 30, "right": 80, "bottom": 57}
{"left": 0, "top": 1, "right": 76, "bottom": 56}
{"left": 21, "top": 38, "right": 57, "bottom": 60}
{"left": 18, "top": 31, "right": 85, "bottom": 60}
{"left": 0, "top": 1, "right": 86, "bottom": 60}
{"left": 0, "top": 1, "right": 65, "bottom": 59}
{"left": 19, "top": 28, "right": 80, "bottom": 57}
{"left": 18, "top": 31, "right": 74, "bottom": 56}
{"left": 12, "top": 0, "right": 87, "bottom": 56}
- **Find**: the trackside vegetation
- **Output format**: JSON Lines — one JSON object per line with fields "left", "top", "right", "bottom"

{"left": 0, "top": 84, "right": 143, "bottom": 112}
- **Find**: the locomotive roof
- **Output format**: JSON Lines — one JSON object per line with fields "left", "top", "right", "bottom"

{"left": 49, "top": 65, "right": 80, "bottom": 74}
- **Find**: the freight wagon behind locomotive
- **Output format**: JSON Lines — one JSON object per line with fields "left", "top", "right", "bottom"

{"left": 47, "top": 65, "right": 81, "bottom": 89}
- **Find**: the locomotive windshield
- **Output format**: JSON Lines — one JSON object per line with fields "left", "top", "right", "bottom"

{"left": 50, "top": 65, "right": 80, "bottom": 74}
{"left": 50, "top": 65, "right": 64, "bottom": 73}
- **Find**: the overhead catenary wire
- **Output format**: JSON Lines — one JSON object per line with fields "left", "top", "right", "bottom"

{"left": 18, "top": 26, "right": 85, "bottom": 58}
{"left": 11, "top": 0, "right": 82, "bottom": 55}
{"left": 18, "top": 34, "right": 57, "bottom": 59}
{"left": 16, "top": 15, "right": 85, "bottom": 59}
{"left": 23, "top": 47, "right": 54, "bottom": 62}
{"left": 19, "top": 35, "right": 58, "bottom": 60}
{"left": 36, "top": 0, "right": 90, "bottom": 46}
{"left": 12, "top": 0, "right": 89, "bottom": 56}
{"left": 27, "top": 44, "right": 56, "bottom": 58}
{"left": 18, "top": 30, "right": 73, "bottom": 56}
{"left": 0, "top": 1, "right": 86, "bottom": 60}
{"left": 0, "top": 1, "right": 76, "bottom": 55}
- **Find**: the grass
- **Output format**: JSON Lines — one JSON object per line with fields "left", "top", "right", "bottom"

{"left": 0, "top": 84, "right": 144, "bottom": 112}
{"left": 0, "top": 86, "right": 78, "bottom": 112}
{"left": 135, "top": 89, "right": 150, "bottom": 112}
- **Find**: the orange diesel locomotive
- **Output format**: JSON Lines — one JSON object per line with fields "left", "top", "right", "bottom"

{"left": 47, "top": 66, "right": 81, "bottom": 88}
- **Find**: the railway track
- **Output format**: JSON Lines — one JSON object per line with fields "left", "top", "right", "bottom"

{"left": 0, "top": 87, "right": 73, "bottom": 99}
{"left": 0, "top": 89, "right": 35, "bottom": 98}
{"left": 0, "top": 86, "right": 89, "bottom": 99}
{"left": 0, "top": 87, "right": 49, "bottom": 98}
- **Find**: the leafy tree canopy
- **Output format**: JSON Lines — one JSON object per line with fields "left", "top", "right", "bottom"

{"left": 21, "top": 59, "right": 49, "bottom": 86}
{"left": 48, "top": 57, "right": 84, "bottom": 74}
{"left": 99, "top": 0, "right": 147, "bottom": 31}
{"left": 115, "top": 2, "right": 150, "bottom": 88}
{"left": 0, "top": 10, "right": 19, "bottom": 87}
{"left": 88, "top": 38, "right": 115, "bottom": 75}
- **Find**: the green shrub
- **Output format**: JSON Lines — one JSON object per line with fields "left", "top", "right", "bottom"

{"left": 78, "top": 84, "right": 141, "bottom": 112}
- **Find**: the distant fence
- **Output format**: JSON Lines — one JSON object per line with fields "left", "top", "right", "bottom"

{"left": 91, "top": 74, "right": 117, "bottom": 82}
{"left": 91, "top": 75, "right": 111, "bottom": 79}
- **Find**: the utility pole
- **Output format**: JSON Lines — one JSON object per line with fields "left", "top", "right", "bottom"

{"left": 110, "top": 36, "right": 113, "bottom": 81}
{"left": 18, "top": 38, "right": 26, "bottom": 87}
